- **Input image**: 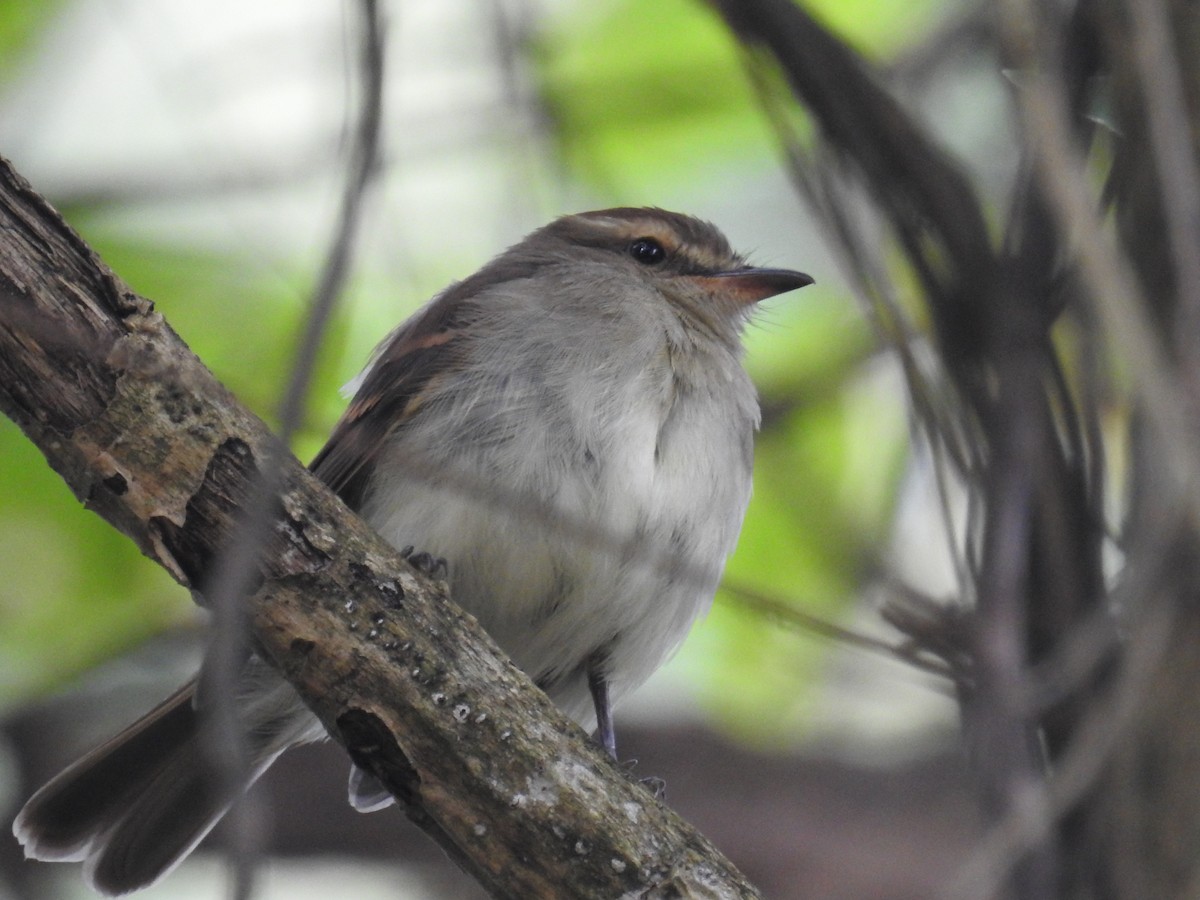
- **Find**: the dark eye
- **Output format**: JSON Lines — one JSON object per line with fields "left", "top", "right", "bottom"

{"left": 628, "top": 238, "right": 665, "bottom": 265}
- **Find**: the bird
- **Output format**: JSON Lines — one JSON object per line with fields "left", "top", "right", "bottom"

{"left": 13, "top": 207, "right": 812, "bottom": 894}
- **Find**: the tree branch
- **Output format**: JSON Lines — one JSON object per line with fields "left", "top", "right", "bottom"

{"left": 0, "top": 155, "right": 762, "bottom": 899}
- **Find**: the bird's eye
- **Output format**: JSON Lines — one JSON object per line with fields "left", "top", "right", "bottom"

{"left": 628, "top": 238, "right": 666, "bottom": 265}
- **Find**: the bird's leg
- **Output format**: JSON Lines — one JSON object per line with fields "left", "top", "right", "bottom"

{"left": 585, "top": 666, "right": 662, "bottom": 795}
{"left": 586, "top": 653, "right": 617, "bottom": 760}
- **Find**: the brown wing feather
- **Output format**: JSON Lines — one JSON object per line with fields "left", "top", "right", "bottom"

{"left": 308, "top": 288, "right": 473, "bottom": 509}
{"left": 309, "top": 248, "right": 545, "bottom": 508}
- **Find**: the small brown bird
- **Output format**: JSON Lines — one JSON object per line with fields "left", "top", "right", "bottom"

{"left": 13, "top": 207, "right": 812, "bottom": 894}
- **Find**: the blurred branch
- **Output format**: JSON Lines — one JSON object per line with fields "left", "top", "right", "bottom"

{"left": 879, "top": 584, "right": 973, "bottom": 684}
{"left": 1125, "top": 0, "right": 1200, "bottom": 382}
{"left": 943, "top": 591, "right": 1176, "bottom": 900}
{"left": 199, "top": 2, "right": 387, "bottom": 895}
{"left": 710, "top": 0, "right": 994, "bottom": 385}
{"left": 884, "top": 2, "right": 993, "bottom": 87}
{"left": 712, "top": 5, "right": 1065, "bottom": 897}
{"left": 723, "top": 579, "right": 956, "bottom": 681}
{"left": 722, "top": 0, "right": 1200, "bottom": 893}
{"left": 280, "top": 0, "right": 385, "bottom": 442}
{"left": 0, "top": 156, "right": 763, "bottom": 899}
{"left": 997, "top": 0, "right": 1200, "bottom": 518}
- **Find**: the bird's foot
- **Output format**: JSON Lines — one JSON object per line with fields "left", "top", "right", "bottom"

{"left": 620, "top": 758, "right": 665, "bottom": 799}
{"left": 638, "top": 775, "right": 666, "bottom": 799}
{"left": 400, "top": 545, "right": 449, "bottom": 579}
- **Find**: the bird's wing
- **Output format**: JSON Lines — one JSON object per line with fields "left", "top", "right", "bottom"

{"left": 308, "top": 286, "right": 475, "bottom": 509}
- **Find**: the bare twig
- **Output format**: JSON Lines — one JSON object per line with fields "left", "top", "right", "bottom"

{"left": 968, "top": 366, "right": 1059, "bottom": 899}
{"left": 1125, "top": 0, "right": 1200, "bottom": 390}
{"left": 722, "top": 579, "right": 955, "bottom": 681}
{"left": 199, "top": 3, "right": 386, "bottom": 897}
{"left": 739, "top": 47, "right": 982, "bottom": 608}
{"left": 998, "top": 1, "right": 1200, "bottom": 527}
{"left": 942, "top": 588, "right": 1176, "bottom": 900}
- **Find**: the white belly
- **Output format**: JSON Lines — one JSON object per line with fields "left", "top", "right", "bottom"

{"left": 359, "top": 354, "right": 755, "bottom": 727}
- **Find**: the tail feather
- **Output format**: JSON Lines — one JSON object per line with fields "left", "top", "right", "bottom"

{"left": 85, "top": 740, "right": 230, "bottom": 896}
{"left": 14, "top": 663, "right": 325, "bottom": 895}
{"left": 13, "top": 682, "right": 202, "bottom": 866}
{"left": 16, "top": 679, "right": 240, "bottom": 896}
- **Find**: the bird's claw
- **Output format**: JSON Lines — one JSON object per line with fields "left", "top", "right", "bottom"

{"left": 400, "top": 545, "right": 449, "bottom": 579}
{"left": 619, "top": 758, "right": 665, "bottom": 799}
{"left": 638, "top": 776, "right": 666, "bottom": 799}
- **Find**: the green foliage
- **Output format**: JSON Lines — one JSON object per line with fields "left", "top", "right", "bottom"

{"left": 806, "top": 0, "right": 945, "bottom": 56}
{"left": 537, "top": 0, "right": 776, "bottom": 193}
{"left": 0, "top": 1, "right": 65, "bottom": 82}
{"left": 0, "top": 419, "right": 184, "bottom": 703}
{"left": 536, "top": 0, "right": 944, "bottom": 195}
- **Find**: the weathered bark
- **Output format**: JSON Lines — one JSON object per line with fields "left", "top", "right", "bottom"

{"left": 0, "top": 155, "right": 763, "bottom": 899}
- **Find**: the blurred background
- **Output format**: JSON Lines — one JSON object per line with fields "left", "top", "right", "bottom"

{"left": 0, "top": 1, "right": 1006, "bottom": 897}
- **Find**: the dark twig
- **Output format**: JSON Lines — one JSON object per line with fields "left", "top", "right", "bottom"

{"left": 710, "top": 0, "right": 995, "bottom": 390}
{"left": 966, "top": 366, "right": 1059, "bottom": 899}
{"left": 713, "top": 3, "right": 1099, "bottom": 895}
{"left": 943, "top": 588, "right": 1176, "bottom": 900}
{"left": 1125, "top": 0, "right": 1200, "bottom": 392}
{"left": 199, "top": 3, "right": 386, "bottom": 897}
{"left": 278, "top": 0, "right": 386, "bottom": 442}
{"left": 722, "top": 579, "right": 955, "bottom": 681}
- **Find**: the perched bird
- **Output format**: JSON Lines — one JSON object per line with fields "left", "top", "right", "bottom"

{"left": 13, "top": 207, "right": 812, "bottom": 894}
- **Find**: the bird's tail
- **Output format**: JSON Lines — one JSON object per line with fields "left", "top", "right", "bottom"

{"left": 13, "top": 666, "right": 321, "bottom": 896}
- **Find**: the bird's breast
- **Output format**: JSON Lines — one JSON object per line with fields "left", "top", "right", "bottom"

{"left": 358, "top": 347, "right": 757, "bottom": 722}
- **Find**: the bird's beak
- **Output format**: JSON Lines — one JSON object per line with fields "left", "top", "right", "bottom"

{"left": 685, "top": 268, "right": 815, "bottom": 306}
